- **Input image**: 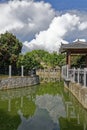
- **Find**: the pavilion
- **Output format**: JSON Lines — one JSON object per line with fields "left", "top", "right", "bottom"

{"left": 60, "top": 40, "right": 87, "bottom": 68}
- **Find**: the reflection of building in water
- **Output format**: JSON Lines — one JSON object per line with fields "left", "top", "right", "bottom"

{"left": 59, "top": 100, "right": 87, "bottom": 130}
{"left": 69, "top": 91, "right": 87, "bottom": 130}
{"left": 7, "top": 97, "right": 24, "bottom": 112}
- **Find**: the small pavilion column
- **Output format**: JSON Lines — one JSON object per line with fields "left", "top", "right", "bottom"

{"left": 66, "top": 51, "right": 71, "bottom": 68}
{"left": 85, "top": 54, "right": 87, "bottom": 68}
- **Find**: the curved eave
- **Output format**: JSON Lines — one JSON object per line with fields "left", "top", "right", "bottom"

{"left": 60, "top": 48, "right": 87, "bottom": 54}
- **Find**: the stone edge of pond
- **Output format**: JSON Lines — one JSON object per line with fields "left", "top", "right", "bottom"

{"left": 64, "top": 81, "right": 87, "bottom": 110}
{"left": 0, "top": 75, "right": 40, "bottom": 90}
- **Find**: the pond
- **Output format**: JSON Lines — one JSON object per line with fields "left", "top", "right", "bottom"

{"left": 0, "top": 82, "right": 87, "bottom": 130}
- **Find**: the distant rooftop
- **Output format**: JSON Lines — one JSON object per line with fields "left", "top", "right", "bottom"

{"left": 60, "top": 40, "right": 87, "bottom": 53}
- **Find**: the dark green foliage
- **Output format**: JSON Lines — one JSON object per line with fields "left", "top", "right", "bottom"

{"left": 0, "top": 109, "right": 20, "bottom": 130}
{"left": 0, "top": 32, "right": 22, "bottom": 74}
{"left": 71, "top": 55, "right": 86, "bottom": 68}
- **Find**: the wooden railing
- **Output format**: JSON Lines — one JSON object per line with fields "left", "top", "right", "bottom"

{"left": 62, "top": 65, "right": 87, "bottom": 87}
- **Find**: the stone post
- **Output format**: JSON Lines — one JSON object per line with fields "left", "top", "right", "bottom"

{"left": 73, "top": 68, "right": 75, "bottom": 82}
{"left": 9, "top": 65, "right": 11, "bottom": 78}
{"left": 21, "top": 65, "right": 24, "bottom": 77}
{"left": 67, "top": 65, "right": 69, "bottom": 79}
{"left": 61, "top": 66, "right": 63, "bottom": 78}
{"left": 84, "top": 68, "right": 87, "bottom": 87}
{"left": 77, "top": 68, "right": 80, "bottom": 84}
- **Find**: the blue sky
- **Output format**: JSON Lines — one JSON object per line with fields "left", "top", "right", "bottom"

{"left": 0, "top": 0, "right": 87, "bottom": 11}
{"left": 0, "top": 0, "right": 87, "bottom": 53}
{"left": 43, "top": 0, "right": 87, "bottom": 11}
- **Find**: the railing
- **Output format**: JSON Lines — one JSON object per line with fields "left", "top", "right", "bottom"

{"left": 62, "top": 65, "right": 87, "bottom": 87}
{"left": 36, "top": 68, "right": 61, "bottom": 82}
{"left": 0, "top": 65, "right": 36, "bottom": 78}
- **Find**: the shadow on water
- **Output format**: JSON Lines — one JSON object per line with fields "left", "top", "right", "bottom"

{"left": 0, "top": 82, "right": 87, "bottom": 130}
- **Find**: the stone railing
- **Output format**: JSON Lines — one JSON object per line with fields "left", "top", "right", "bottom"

{"left": 62, "top": 65, "right": 87, "bottom": 109}
{"left": 62, "top": 65, "right": 87, "bottom": 87}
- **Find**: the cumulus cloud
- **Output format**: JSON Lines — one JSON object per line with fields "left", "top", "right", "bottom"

{"left": 0, "top": 0, "right": 87, "bottom": 53}
{"left": 23, "top": 11, "right": 87, "bottom": 53}
{"left": 79, "top": 22, "right": 87, "bottom": 30}
{"left": 0, "top": 0, "right": 55, "bottom": 41}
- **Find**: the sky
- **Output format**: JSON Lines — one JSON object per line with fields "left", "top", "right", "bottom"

{"left": 0, "top": 0, "right": 87, "bottom": 53}
{"left": 43, "top": 0, "right": 87, "bottom": 11}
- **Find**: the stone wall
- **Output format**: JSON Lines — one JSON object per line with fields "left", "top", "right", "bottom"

{"left": 0, "top": 75, "right": 39, "bottom": 90}
{"left": 64, "top": 80, "right": 87, "bottom": 110}
{"left": 36, "top": 69, "right": 61, "bottom": 82}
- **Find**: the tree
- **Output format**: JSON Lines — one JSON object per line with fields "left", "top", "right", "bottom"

{"left": 0, "top": 32, "right": 22, "bottom": 74}
{"left": 17, "top": 50, "right": 66, "bottom": 71}
{"left": 17, "top": 52, "right": 41, "bottom": 75}
{"left": 71, "top": 55, "right": 86, "bottom": 68}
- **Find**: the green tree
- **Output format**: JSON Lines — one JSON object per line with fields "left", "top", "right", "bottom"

{"left": 0, "top": 32, "right": 22, "bottom": 74}
{"left": 17, "top": 50, "right": 66, "bottom": 70}
{"left": 71, "top": 55, "right": 86, "bottom": 68}
{"left": 17, "top": 52, "right": 41, "bottom": 75}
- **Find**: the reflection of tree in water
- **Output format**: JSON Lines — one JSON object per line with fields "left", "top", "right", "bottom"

{"left": 0, "top": 109, "right": 20, "bottom": 130}
{"left": 0, "top": 86, "right": 37, "bottom": 130}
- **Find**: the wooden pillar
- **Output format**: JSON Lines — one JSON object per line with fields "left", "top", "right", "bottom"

{"left": 66, "top": 51, "right": 71, "bottom": 68}
{"left": 85, "top": 54, "right": 87, "bottom": 68}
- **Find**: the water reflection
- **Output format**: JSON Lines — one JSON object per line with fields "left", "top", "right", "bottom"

{"left": 0, "top": 82, "right": 87, "bottom": 130}
{"left": 61, "top": 88, "right": 87, "bottom": 130}
{"left": 17, "top": 108, "right": 59, "bottom": 130}
{"left": 35, "top": 94, "right": 66, "bottom": 123}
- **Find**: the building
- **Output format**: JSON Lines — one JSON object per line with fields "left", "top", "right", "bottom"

{"left": 60, "top": 40, "right": 87, "bottom": 68}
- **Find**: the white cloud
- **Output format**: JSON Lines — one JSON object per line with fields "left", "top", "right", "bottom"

{"left": 79, "top": 22, "right": 87, "bottom": 30}
{"left": 0, "top": 0, "right": 87, "bottom": 53}
{"left": 23, "top": 11, "right": 87, "bottom": 53}
{"left": 0, "top": 0, "right": 55, "bottom": 41}
{"left": 35, "top": 94, "right": 66, "bottom": 123}
{"left": 23, "top": 13, "right": 80, "bottom": 53}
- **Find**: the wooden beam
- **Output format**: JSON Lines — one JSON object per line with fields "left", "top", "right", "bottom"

{"left": 68, "top": 49, "right": 87, "bottom": 54}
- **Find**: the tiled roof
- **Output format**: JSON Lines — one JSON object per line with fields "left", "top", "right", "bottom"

{"left": 60, "top": 40, "right": 87, "bottom": 53}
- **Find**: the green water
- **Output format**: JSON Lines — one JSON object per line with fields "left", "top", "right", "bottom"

{"left": 0, "top": 82, "right": 87, "bottom": 130}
